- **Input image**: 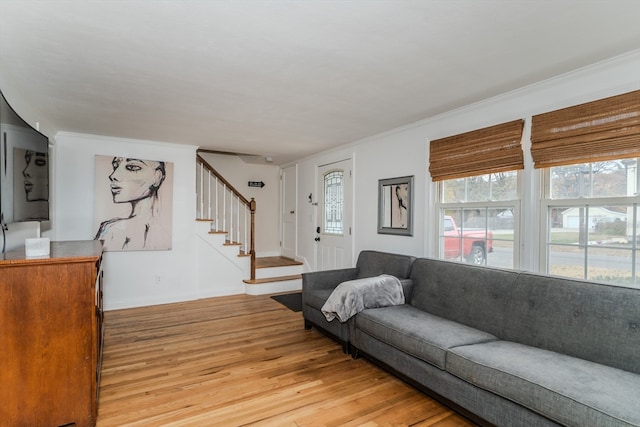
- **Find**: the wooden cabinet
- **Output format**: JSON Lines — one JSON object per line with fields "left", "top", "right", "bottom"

{"left": 0, "top": 240, "right": 104, "bottom": 427}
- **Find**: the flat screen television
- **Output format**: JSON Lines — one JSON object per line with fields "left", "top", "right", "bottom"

{"left": 0, "top": 90, "right": 50, "bottom": 251}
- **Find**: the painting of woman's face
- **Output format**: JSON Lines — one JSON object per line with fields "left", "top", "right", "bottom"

{"left": 94, "top": 154, "right": 173, "bottom": 252}
{"left": 22, "top": 150, "right": 48, "bottom": 202}
{"left": 109, "top": 157, "right": 165, "bottom": 203}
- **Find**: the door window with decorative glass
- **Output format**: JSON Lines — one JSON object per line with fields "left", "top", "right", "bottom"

{"left": 323, "top": 170, "right": 344, "bottom": 235}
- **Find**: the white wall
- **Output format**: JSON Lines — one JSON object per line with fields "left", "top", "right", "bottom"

{"left": 352, "top": 127, "right": 427, "bottom": 256}
{"left": 198, "top": 152, "right": 280, "bottom": 256}
{"left": 52, "top": 132, "right": 198, "bottom": 310}
{"left": 293, "top": 129, "right": 428, "bottom": 272}
{"left": 289, "top": 51, "right": 640, "bottom": 271}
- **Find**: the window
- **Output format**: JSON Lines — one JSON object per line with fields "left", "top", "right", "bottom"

{"left": 543, "top": 158, "right": 639, "bottom": 286}
{"left": 532, "top": 90, "right": 640, "bottom": 287}
{"left": 431, "top": 119, "right": 524, "bottom": 268}
{"left": 323, "top": 171, "right": 344, "bottom": 235}
{"left": 438, "top": 172, "right": 519, "bottom": 267}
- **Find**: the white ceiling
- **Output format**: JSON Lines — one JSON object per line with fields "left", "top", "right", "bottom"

{"left": 1, "top": 1, "right": 639, "bottom": 165}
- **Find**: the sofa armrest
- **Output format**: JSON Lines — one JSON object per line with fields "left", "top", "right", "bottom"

{"left": 400, "top": 278, "right": 413, "bottom": 302}
{"left": 302, "top": 267, "right": 359, "bottom": 292}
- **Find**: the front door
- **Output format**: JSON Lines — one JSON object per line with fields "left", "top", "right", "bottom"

{"left": 316, "top": 159, "right": 353, "bottom": 270}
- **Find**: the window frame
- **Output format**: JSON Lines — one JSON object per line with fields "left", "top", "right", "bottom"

{"left": 436, "top": 171, "right": 521, "bottom": 268}
{"left": 540, "top": 163, "right": 639, "bottom": 286}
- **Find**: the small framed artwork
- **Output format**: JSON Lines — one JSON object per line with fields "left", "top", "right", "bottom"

{"left": 378, "top": 175, "right": 413, "bottom": 236}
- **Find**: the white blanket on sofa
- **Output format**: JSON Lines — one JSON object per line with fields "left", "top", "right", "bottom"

{"left": 321, "top": 274, "right": 405, "bottom": 323}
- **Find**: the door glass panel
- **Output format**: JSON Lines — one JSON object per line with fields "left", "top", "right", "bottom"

{"left": 324, "top": 171, "right": 343, "bottom": 235}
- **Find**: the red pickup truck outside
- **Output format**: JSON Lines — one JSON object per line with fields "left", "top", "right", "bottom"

{"left": 443, "top": 215, "right": 493, "bottom": 264}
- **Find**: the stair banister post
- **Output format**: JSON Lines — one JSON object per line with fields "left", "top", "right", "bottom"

{"left": 215, "top": 176, "right": 219, "bottom": 231}
{"left": 207, "top": 169, "right": 212, "bottom": 220}
{"left": 250, "top": 198, "right": 256, "bottom": 281}
{"left": 244, "top": 203, "right": 248, "bottom": 254}
{"left": 198, "top": 162, "right": 203, "bottom": 218}
{"left": 223, "top": 184, "right": 227, "bottom": 233}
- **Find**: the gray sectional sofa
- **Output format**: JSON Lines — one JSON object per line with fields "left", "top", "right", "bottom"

{"left": 302, "top": 253, "right": 640, "bottom": 427}
{"left": 302, "top": 250, "right": 415, "bottom": 353}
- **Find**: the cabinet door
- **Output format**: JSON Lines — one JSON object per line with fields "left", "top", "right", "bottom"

{"left": 0, "top": 261, "right": 95, "bottom": 427}
{"left": 94, "top": 258, "right": 105, "bottom": 417}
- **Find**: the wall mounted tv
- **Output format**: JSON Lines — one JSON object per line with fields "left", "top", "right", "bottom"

{"left": 0, "top": 90, "right": 49, "bottom": 226}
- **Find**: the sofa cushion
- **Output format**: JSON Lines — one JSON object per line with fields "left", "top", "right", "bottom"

{"left": 504, "top": 272, "right": 640, "bottom": 375}
{"left": 354, "top": 305, "right": 497, "bottom": 370}
{"left": 356, "top": 250, "right": 415, "bottom": 280}
{"left": 447, "top": 340, "right": 640, "bottom": 427}
{"left": 304, "top": 289, "right": 333, "bottom": 310}
{"left": 409, "top": 258, "right": 520, "bottom": 338}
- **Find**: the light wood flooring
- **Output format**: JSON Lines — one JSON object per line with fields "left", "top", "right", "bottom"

{"left": 96, "top": 294, "right": 476, "bottom": 427}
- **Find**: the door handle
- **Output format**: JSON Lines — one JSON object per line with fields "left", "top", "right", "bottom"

{"left": 290, "top": 210, "right": 295, "bottom": 214}
{"left": 314, "top": 237, "right": 320, "bottom": 242}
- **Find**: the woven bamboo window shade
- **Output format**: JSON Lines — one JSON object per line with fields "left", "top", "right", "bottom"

{"left": 429, "top": 119, "right": 525, "bottom": 182}
{"left": 531, "top": 90, "right": 640, "bottom": 168}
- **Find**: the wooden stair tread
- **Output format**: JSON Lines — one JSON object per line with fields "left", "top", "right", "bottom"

{"left": 255, "top": 256, "right": 303, "bottom": 268}
{"left": 243, "top": 274, "right": 302, "bottom": 285}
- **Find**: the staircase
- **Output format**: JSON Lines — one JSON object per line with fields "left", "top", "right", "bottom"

{"left": 244, "top": 256, "right": 303, "bottom": 295}
{"left": 196, "top": 154, "right": 302, "bottom": 296}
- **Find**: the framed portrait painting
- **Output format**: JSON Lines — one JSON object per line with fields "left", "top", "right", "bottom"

{"left": 378, "top": 175, "right": 413, "bottom": 236}
{"left": 93, "top": 155, "right": 173, "bottom": 251}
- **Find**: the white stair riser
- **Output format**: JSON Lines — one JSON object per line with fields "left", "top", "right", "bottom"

{"left": 197, "top": 229, "right": 249, "bottom": 269}
{"left": 245, "top": 279, "right": 302, "bottom": 295}
{"left": 197, "top": 221, "right": 248, "bottom": 251}
{"left": 255, "top": 265, "right": 303, "bottom": 279}
{"left": 195, "top": 221, "right": 215, "bottom": 234}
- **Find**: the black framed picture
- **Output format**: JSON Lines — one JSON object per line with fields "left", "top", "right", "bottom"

{"left": 378, "top": 175, "right": 413, "bottom": 236}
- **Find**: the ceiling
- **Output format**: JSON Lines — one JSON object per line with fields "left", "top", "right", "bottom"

{"left": 1, "top": 1, "right": 639, "bottom": 165}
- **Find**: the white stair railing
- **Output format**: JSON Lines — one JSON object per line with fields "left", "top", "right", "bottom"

{"left": 196, "top": 154, "right": 257, "bottom": 279}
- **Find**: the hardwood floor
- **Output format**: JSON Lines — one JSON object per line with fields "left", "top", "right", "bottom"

{"left": 97, "top": 294, "right": 476, "bottom": 427}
